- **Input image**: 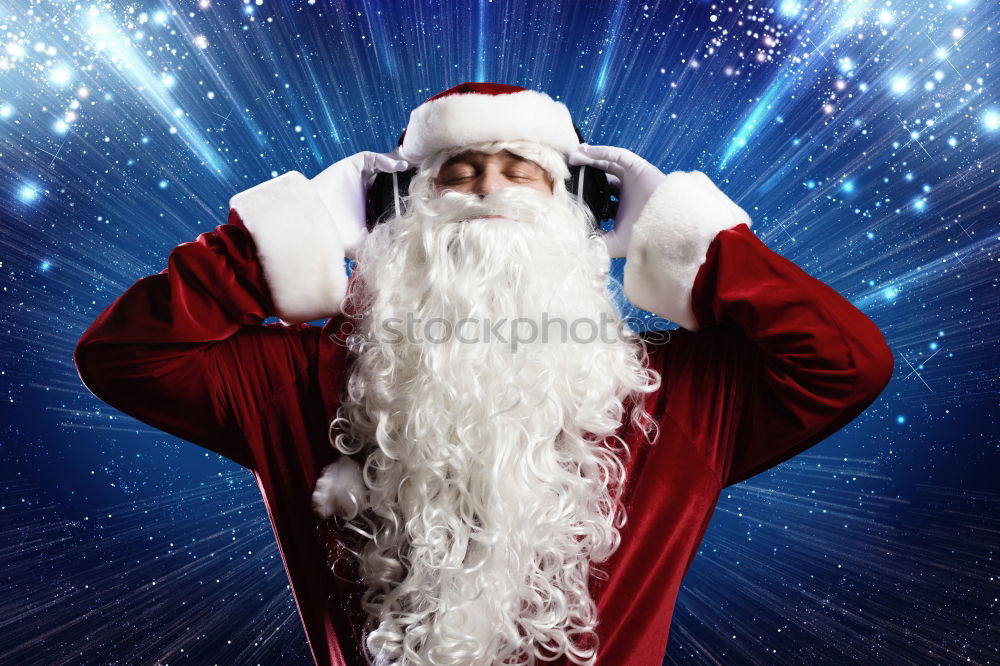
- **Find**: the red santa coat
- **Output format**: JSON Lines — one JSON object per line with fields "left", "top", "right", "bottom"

{"left": 74, "top": 175, "right": 893, "bottom": 665}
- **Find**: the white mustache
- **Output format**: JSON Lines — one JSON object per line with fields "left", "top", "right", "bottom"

{"left": 431, "top": 187, "right": 554, "bottom": 223}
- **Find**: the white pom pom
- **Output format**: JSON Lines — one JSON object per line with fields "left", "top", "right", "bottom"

{"left": 312, "top": 457, "right": 368, "bottom": 520}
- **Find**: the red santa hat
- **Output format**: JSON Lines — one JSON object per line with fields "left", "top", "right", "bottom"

{"left": 397, "top": 82, "right": 582, "bottom": 176}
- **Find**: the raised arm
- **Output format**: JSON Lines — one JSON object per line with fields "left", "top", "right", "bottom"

{"left": 75, "top": 151, "right": 410, "bottom": 470}
{"left": 637, "top": 173, "right": 892, "bottom": 487}
{"left": 685, "top": 221, "right": 892, "bottom": 486}
{"left": 568, "top": 145, "right": 894, "bottom": 487}
{"left": 74, "top": 208, "right": 327, "bottom": 469}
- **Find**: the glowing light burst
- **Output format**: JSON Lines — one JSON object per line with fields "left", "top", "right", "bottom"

{"left": 594, "top": 0, "right": 628, "bottom": 96}
{"left": 82, "top": 11, "right": 229, "bottom": 176}
{"left": 719, "top": 0, "right": 864, "bottom": 169}
{"left": 476, "top": 0, "right": 487, "bottom": 82}
{"left": 49, "top": 64, "right": 72, "bottom": 86}
{"left": 719, "top": 0, "right": 970, "bottom": 168}
{"left": 778, "top": 1, "right": 803, "bottom": 18}
{"left": 983, "top": 110, "right": 1000, "bottom": 131}
{"left": 17, "top": 183, "right": 39, "bottom": 202}
{"left": 721, "top": 74, "right": 788, "bottom": 167}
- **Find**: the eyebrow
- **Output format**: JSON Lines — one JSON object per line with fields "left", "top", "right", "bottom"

{"left": 441, "top": 152, "right": 536, "bottom": 168}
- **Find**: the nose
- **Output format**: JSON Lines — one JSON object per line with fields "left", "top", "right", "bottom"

{"left": 471, "top": 165, "right": 508, "bottom": 198}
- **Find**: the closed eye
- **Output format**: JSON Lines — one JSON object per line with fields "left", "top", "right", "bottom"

{"left": 441, "top": 171, "right": 474, "bottom": 183}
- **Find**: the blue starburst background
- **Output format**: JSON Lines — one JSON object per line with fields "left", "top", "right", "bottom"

{"left": 1, "top": 0, "right": 997, "bottom": 663}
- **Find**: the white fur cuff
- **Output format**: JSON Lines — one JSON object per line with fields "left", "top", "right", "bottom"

{"left": 312, "top": 456, "right": 368, "bottom": 520}
{"left": 229, "top": 171, "right": 347, "bottom": 324}
{"left": 623, "top": 172, "right": 751, "bottom": 331}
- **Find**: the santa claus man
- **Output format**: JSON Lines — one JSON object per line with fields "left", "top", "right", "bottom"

{"left": 74, "top": 82, "right": 894, "bottom": 666}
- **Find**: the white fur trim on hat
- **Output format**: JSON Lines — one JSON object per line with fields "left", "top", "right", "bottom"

{"left": 312, "top": 456, "right": 368, "bottom": 520}
{"left": 623, "top": 171, "right": 752, "bottom": 331}
{"left": 399, "top": 89, "right": 580, "bottom": 165}
{"left": 229, "top": 171, "right": 348, "bottom": 324}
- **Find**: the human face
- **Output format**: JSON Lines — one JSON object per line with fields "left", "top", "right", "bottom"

{"left": 434, "top": 149, "right": 554, "bottom": 201}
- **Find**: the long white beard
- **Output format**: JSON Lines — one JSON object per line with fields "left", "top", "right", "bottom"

{"left": 331, "top": 169, "right": 659, "bottom": 666}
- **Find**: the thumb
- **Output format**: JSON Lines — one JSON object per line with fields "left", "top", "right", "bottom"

{"left": 372, "top": 152, "right": 410, "bottom": 173}
{"left": 359, "top": 152, "right": 409, "bottom": 190}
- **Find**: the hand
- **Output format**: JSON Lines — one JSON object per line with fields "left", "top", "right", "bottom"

{"left": 567, "top": 144, "right": 667, "bottom": 258}
{"left": 311, "top": 150, "right": 411, "bottom": 259}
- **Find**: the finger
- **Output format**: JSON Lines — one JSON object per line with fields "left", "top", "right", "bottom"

{"left": 359, "top": 153, "right": 409, "bottom": 189}
{"left": 567, "top": 145, "right": 598, "bottom": 167}
{"left": 579, "top": 144, "right": 636, "bottom": 164}
{"left": 584, "top": 145, "right": 637, "bottom": 175}
{"left": 373, "top": 152, "right": 410, "bottom": 173}
{"left": 567, "top": 151, "right": 597, "bottom": 167}
{"left": 589, "top": 158, "right": 628, "bottom": 179}
{"left": 578, "top": 144, "right": 617, "bottom": 158}
{"left": 385, "top": 148, "right": 412, "bottom": 169}
{"left": 567, "top": 152, "right": 627, "bottom": 178}
{"left": 589, "top": 145, "right": 652, "bottom": 176}
{"left": 360, "top": 151, "right": 383, "bottom": 173}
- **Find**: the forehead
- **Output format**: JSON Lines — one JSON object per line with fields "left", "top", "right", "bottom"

{"left": 440, "top": 149, "right": 543, "bottom": 169}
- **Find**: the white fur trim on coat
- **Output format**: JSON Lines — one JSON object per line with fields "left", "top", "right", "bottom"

{"left": 399, "top": 89, "right": 580, "bottom": 165}
{"left": 312, "top": 456, "right": 368, "bottom": 520}
{"left": 229, "top": 171, "right": 347, "bottom": 324}
{"left": 623, "top": 171, "right": 752, "bottom": 332}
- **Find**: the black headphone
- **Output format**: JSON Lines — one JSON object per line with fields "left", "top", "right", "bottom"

{"left": 365, "top": 125, "right": 618, "bottom": 232}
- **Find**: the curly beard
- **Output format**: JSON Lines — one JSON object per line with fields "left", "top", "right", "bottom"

{"left": 329, "top": 145, "right": 660, "bottom": 666}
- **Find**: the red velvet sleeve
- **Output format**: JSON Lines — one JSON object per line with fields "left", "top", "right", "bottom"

{"left": 679, "top": 223, "right": 894, "bottom": 488}
{"left": 73, "top": 211, "right": 319, "bottom": 470}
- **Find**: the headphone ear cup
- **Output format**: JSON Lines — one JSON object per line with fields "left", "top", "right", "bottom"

{"left": 566, "top": 165, "right": 582, "bottom": 197}
{"left": 587, "top": 168, "right": 619, "bottom": 222}
{"left": 366, "top": 169, "right": 416, "bottom": 231}
{"left": 567, "top": 164, "right": 616, "bottom": 226}
{"left": 365, "top": 171, "right": 390, "bottom": 232}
